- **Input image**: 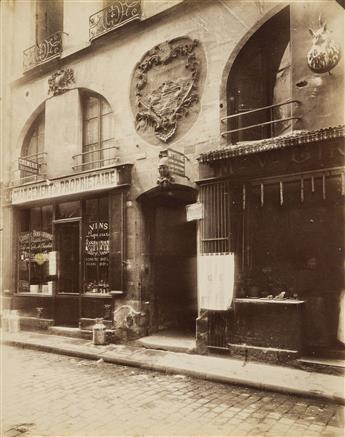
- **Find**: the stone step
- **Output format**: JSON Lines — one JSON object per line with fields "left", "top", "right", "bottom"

{"left": 296, "top": 356, "right": 345, "bottom": 376}
{"left": 134, "top": 332, "right": 196, "bottom": 354}
{"left": 48, "top": 326, "right": 92, "bottom": 339}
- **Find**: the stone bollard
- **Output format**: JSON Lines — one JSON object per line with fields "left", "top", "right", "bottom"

{"left": 8, "top": 310, "right": 20, "bottom": 333}
{"left": 92, "top": 318, "right": 107, "bottom": 345}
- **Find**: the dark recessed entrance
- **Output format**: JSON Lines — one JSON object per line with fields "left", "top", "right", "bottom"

{"left": 139, "top": 185, "right": 197, "bottom": 335}
{"left": 55, "top": 221, "right": 80, "bottom": 326}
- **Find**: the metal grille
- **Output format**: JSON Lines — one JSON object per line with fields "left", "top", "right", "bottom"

{"left": 23, "top": 31, "right": 63, "bottom": 72}
{"left": 89, "top": 0, "right": 141, "bottom": 41}
{"left": 208, "top": 311, "right": 228, "bottom": 349}
{"left": 199, "top": 180, "right": 232, "bottom": 254}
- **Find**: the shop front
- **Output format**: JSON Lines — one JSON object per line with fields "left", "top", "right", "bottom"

{"left": 9, "top": 164, "right": 131, "bottom": 327}
{"left": 198, "top": 127, "right": 345, "bottom": 359}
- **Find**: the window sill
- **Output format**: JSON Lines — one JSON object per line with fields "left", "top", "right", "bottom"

{"left": 16, "top": 293, "right": 53, "bottom": 297}
{"left": 83, "top": 293, "right": 112, "bottom": 298}
{"left": 56, "top": 293, "right": 80, "bottom": 296}
{"left": 235, "top": 298, "right": 305, "bottom": 305}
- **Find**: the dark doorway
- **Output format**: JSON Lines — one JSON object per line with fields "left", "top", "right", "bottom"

{"left": 152, "top": 204, "right": 197, "bottom": 332}
{"left": 55, "top": 221, "right": 80, "bottom": 326}
{"left": 140, "top": 186, "right": 198, "bottom": 335}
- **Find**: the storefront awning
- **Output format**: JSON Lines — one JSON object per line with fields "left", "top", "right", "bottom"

{"left": 198, "top": 125, "right": 345, "bottom": 164}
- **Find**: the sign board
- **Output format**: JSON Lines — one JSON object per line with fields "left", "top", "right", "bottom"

{"left": 186, "top": 202, "right": 204, "bottom": 221}
{"left": 168, "top": 149, "right": 185, "bottom": 177}
{"left": 11, "top": 168, "right": 119, "bottom": 205}
{"left": 18, "top": 157, "right": 39, "bottom": 174}
{"left": 159, "top": 148, "right": 186, "bottom": 177}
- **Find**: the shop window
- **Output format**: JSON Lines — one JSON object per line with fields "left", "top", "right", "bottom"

{"left": 82, "top": 93, "right": 114, "bottom": 171}
{"left": 36, "top": 0, "right": 63, "bottom": 42}
{"left": 18, "top": 206, "right": 53, "bottom": 293}
{"left": 83, "top": 196, "right": 110, "bottom": 294}
{"left": 244, "top": 173, "right": 345, "bottom": 298}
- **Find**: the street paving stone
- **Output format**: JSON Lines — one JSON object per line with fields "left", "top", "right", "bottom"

{"left": 1, "top": 345, "right": 344, "bottom": 437}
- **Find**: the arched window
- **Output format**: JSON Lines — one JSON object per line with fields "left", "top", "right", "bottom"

{"left": 20, "top": 112, "right": 46, "bottom": 180}
{"left": 225, "top": 7, "right": 293, "bottom": 144}
{"left": 82, "top": 93, "right": 115, "bottom": 171}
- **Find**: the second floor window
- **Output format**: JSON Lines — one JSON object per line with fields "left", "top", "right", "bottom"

{"left": 35, "top": 0, "right": 63, "bottom": 42}
{"left": 82, "top": 93, "right": 114, "bottom": 170}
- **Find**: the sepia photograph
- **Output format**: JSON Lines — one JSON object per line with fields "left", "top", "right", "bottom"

{"left": 0, "top": 0, "right": 344, "bottom": 435}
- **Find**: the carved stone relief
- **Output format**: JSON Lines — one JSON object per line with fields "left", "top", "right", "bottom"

{"left": 307, "top": 17, "right": 341, "bottom": 74}
{"left": 130, "top": 37, "right": 206, "bottom": 144}
{"left": 48, "top": 68, "right": 75, "bottom": 96}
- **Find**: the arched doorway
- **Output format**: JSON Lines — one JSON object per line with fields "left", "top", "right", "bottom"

{"left": 139, "top": 184, "right": 198, "bottom": 335}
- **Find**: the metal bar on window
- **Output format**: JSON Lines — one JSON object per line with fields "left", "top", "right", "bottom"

{"left": 221, "top": 116, "right": 300, "bottom": 136}
{"left": 220, "top": 99, "right": 301, "bottom": 122}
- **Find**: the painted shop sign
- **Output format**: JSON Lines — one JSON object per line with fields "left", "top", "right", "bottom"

{"left": 11, "top": 168, "right": 119, "bottom": 204}
{"left": 85, "top": 221, "right": 110, "bottom": 267}
{"left": 18, "top": 157, "right": 39, "bottom": 174}
{"left": 215, "top": 141, "right": 345, "bottom": 178}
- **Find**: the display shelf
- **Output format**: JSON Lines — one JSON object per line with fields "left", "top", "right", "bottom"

{"left": 235, "top": 298, "right": 305, "bottom": 305}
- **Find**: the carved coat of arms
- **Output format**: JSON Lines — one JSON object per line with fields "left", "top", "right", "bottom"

{"left": 132, "top": 38, "right": 204, "bottom": 143}
{"left": 48, "top": 68, "right": 75, "bottom": 96}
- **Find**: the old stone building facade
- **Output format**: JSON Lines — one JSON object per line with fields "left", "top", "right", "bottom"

{"left": 1, "top": 0, "right": 344, "bottom": 361}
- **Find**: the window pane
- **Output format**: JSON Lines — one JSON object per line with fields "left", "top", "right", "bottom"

{"left": 84, "top": 197, "right": 110, "bottom": 294}
{"left": 99, "top": 196, "right": 109, "bottom": 220}
{"left": 85, "top": 96, "right": 100, "bottom": 120}
{"left": 101, "top": 98, "right": 112, "bottom": 115}
{"left": 17, "top": 207, "right": 53, "bottom": 293}
{"left": 84, "top": 118, "right": 99, "bottom": 146}
{"left": 56, "top": 201, "right": 81, "bottom": 219}
{"left": 41, "top": 205, "right": 53, "bottom": 232}
{"left": 30, "top": 207, "right": 41, "bottom": 231}
{"left": 27, "top": 130, "right": 38, "bottom": 157}
{"left": 85, "top": 198, "right": 98, "bottom": 221}
{"left": 101, "top": 112, "right": 113, "bottom": 141}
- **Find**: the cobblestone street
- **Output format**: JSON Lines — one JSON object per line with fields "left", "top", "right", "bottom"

{"left": 2, "top": 345, "right": 344, "bottom": 436}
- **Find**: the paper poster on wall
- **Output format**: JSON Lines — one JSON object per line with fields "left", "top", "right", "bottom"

{"left": 186, "top": 203, "right": 204, "bottom": 222}
{"left": 48, "top": 251, "right": 57, "bottom": 276}
{"left": 197, "top": 253, "right": 235, "bottom": 311}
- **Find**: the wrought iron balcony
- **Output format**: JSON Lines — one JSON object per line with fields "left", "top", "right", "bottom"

{"left": 23, "top": 31, "right": 63, "bottom": 72}
{"left": 89, "top": 0, "right": 141, "bottom": 41}
{"left": 221, "top": 100, "right": 301, "bottom": 144}
{"left": 72, "top": 145, "right": 119, "bottom": 172}
{"left": 10, "top": 152, "right": 48, "bottom": 186}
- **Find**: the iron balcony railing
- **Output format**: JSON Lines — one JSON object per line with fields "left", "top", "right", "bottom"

{"left": 72, "top": 145, "right": 119, "bottom": 172}
{"left": 89, "top": 0, "right": 141, "bottom": 41}
{"left": 23, "top": 31, "right": 64, "bottom": 72}
{"left": 221, "top": 99, "right": 301, "bottom": 142}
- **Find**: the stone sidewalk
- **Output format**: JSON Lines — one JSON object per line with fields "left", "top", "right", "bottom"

{"left": 1, "top": 329, "right": 344, "bottom": 405}
{"left": 3, "top": 345, "right": 344, "bottom": 437}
